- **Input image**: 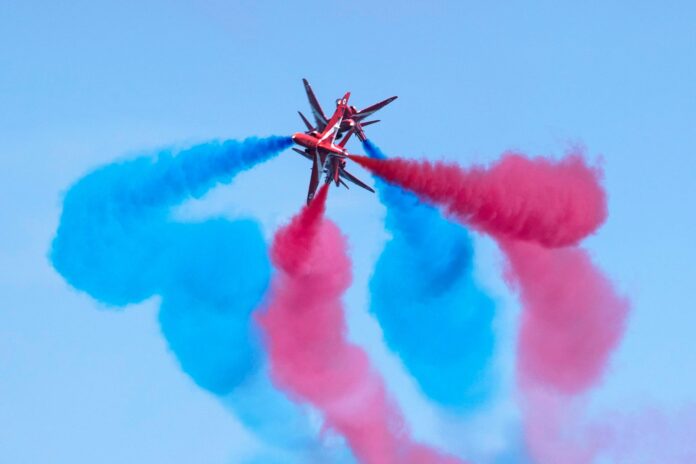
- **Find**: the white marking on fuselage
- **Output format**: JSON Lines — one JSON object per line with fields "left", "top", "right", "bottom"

{"left": 317, "top": 111, "right": 343, "bottom": 150}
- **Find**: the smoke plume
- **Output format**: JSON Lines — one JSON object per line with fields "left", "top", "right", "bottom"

{"left": 50, "top": 136, "right": 332, "bottom": 457}
{"left": 363, "top": 141, "right": 497, "bottom": 410}
{"left": 350, "top": 149, "right": 629, "bottom": 463}
{"left": 349, "top": 153, "right": 606, "bottom": 247}
{"left": 258, "top": 184, "right": 465, "bottom": 464}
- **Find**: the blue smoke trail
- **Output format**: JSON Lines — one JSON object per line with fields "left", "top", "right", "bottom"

{"left": 52, "top": 137, "right": 288, "bottom": 309}
{"left": 50, "top": 136, "right": 347, "bottom": 458}
{"left": 363, "top": 140, "right": 496, "bottom": 410}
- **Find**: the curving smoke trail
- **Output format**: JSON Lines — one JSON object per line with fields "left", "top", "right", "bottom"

{"left": 52, "top": 136, "right": 289, "bottom": 311}
{"left": 50, "top": 131, "right": 641, "bottom": 463}
{"left": 258, "top": 184, "right": 465, "bottom": 464}
{"left": 50, "top": 136, "right": 334, "bottom": 458}
{"left": 501, "top": 240, "right": 629, "bottom": 394}
{"left": 363, "top": 141, "right": 496, "bottom": 410}
{"left": 348, "top": 153, "right": 626, "bottom": 390}
{"left": 350, "top": 151, "right": 630, "bottom": 463}
{"left": 503, "top": 238, "right": 629, "bottom": 464}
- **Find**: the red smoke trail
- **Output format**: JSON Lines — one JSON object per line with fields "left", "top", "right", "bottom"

{"left": 502, "top": 239, "right": 628, "bottom": 463}
{"left": 501, "top": 239, "right": 629, "bottom": 393}
{"left": 257, "top": 184, "right": 464, "bottom": 464}
{"left": 349, "top": 153, "right": 627, "bottom": 389}
{"left": 348, "top": 153, "right": 606, "bottom": 247}
{"left": 350, "top": 152, "right": 630, "bottom": 463}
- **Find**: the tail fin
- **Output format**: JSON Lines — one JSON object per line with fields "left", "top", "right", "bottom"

{"left": 298, "top": 111, "right": 314, "bottom": 132}
{"left": 338, "top": 128, "right": 355, "bottom": 148}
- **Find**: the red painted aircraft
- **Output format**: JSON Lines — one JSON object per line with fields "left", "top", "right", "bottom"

{"left": 300, "top": 78, "right": 397, "bottom": 142}
{"left": 292, "top": 92, "right": 376, "bottom": 204}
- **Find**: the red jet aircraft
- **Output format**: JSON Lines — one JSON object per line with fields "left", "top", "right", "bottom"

{"left": 299, "top": 78, "right": 397, "bottom": 142}
{"left": 292, "top": 92, "right": 376, "bottom": 204}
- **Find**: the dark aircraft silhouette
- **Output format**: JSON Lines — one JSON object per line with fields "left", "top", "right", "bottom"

{"left": 299, "top": 78, "right": 397, "bottom": 142}
{"left": 292, "top": 92, "right": 376, "bottom": 204}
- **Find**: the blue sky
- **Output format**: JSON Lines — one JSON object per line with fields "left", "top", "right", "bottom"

{"left": 1, "top": 1, "right": 695, "bottom": 462}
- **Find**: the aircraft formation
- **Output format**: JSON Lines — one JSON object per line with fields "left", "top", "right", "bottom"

{"left": 291, "top": 79, "right": 397, "bottom": 204}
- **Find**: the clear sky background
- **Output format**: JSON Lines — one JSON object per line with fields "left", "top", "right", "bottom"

{"left": 1, "top": 1, "right": 695, "bottom": 463}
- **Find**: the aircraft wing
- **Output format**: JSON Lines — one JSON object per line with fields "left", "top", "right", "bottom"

{"left": 354, "top": 96, "right": 398, "bottom": 121}
{"left": 298, "top": 111, "right": 315, "bottom": 132}
{"left": 303, "top": 79, "right": 328, "bottom": 132}
{"left": 307, "top": 151, "right": 322, "bottom": 204}
{"left": 339, "top": 167, "right": 375, "bottom": 193}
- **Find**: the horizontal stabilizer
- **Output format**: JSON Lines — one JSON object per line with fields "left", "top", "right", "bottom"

{"left": 338, "top": 128, "right": 355, "bottom": 148}
{"left": 339, "top": 167, "right": 375, "bottom": 193}
{"left": 355, "top": 120, "right": 379, "bottom": 141}
{"left": 360, "top": 120, "right": 380, "bottom": 127}
{"left": 292, "top": 147, "right": 312, "bottom": 160}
